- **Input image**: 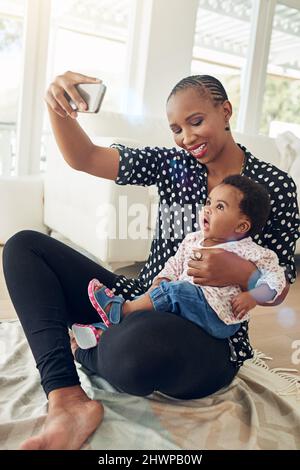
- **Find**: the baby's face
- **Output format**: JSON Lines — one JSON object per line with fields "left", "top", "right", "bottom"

{"left": 201, "top": 184, "right": 249, "bottom": 241}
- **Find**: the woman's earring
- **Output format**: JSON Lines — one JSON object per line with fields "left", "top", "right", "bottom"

{"left": 225, "top": 122, "right": 230, "bottom": 131}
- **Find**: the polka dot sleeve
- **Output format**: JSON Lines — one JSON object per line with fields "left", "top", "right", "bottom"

{"left": 262, "top": 176, "right": 299, "bottom": 283}
{"left": 112, "top": 144, "right": 166, "bottom": 187}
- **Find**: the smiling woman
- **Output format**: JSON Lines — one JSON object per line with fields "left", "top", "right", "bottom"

{"left": 2, "top": 71, "right": 299, "bottom": 450}
{"left": 166, "top": 76, "right": 245, "bottom": 196}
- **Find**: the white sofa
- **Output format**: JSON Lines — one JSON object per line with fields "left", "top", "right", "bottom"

{"left": 43, "top": 111, "right": 300, "bottom": 267}
{"left": 0, "top": 175, "right": 48, "bottom": 245}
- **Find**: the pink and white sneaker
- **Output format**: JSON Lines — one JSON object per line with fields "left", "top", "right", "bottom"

{"left": 72, "top": 279, "right": 125, "bottom": 349}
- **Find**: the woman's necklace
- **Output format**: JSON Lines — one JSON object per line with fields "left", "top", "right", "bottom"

{"left": 207, "top": 152, "right": 246, "bottom": 193}
{"left": 240, "top": 154, "right": 246, "bottom": 175}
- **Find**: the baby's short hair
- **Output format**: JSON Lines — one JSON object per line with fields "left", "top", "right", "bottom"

{"left": 221, "top": 174, "right": 271, "bottom": 237}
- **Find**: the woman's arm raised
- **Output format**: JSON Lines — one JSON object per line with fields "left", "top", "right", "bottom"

{"left": 45, "top": 71, "right": 119, "bottom": 180}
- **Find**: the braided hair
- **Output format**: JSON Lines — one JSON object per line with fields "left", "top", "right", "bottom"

{"left": 167, "top": 75, "right": 228, "bottom": 107}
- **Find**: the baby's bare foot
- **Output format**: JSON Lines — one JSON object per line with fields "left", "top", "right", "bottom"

{"left": 70, "top": 335, "right": 79, "bottom": 357}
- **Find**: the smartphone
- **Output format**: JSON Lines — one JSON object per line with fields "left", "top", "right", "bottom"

{"left": 66, "top": 82, "right": 106, "bottom": 113}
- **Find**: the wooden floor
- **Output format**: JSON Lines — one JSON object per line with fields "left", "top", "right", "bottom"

{"left": 1, "top": 246, "right": 300, "bottom": 372}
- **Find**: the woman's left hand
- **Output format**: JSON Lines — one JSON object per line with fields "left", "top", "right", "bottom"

{"left": 187, "top": 248, "right": 258, "bottom": 288}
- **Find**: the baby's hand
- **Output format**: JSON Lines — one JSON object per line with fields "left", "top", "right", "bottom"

{"left": 231, "top": 292, "right": 257, "bottom": 320}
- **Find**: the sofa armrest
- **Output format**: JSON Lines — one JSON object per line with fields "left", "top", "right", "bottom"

{"left": 44, "top": 136, "right": 153, "bottom": 264}
{"left": 0, "top": 175, "right": 48, "bottom": 244}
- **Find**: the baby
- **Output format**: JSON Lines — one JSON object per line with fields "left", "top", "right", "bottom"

{"left": 73, "top": 174, "right": 286, "bottom": 349}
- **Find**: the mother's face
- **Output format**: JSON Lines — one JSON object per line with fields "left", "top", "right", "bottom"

{"left": 166, "top": 88, "right": 232, "bottom": 164}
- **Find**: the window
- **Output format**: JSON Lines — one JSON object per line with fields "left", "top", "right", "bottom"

{"left": 0, "top": 0, "right": 25, "bottom": 176}
{"left": 191, "top": 0, "right": 253, "bottom": 130}
{"left": 261, "top": 2, "right": 300, "bottom": 137}
{"left": 46, "top": 0, "right": 132, "bottom": 113}
{"left": 40, "top": 0, "right": 133, "bottom": 172}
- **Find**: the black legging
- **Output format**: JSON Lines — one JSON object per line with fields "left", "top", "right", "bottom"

{"left": 2, "top": 230, "right": 238, "bottom": 399}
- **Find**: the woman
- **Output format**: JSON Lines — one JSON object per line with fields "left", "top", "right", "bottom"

{"left": 3, "top": 72, "right": 299, "bottom": 450}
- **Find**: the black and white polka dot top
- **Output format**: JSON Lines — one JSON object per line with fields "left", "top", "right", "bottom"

{"left": 113, "top": 143, "right": 300, "bottom": 366}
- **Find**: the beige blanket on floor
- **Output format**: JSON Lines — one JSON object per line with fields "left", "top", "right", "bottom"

{"left": 0, "top": 321, "right": 299, "bottom": 450}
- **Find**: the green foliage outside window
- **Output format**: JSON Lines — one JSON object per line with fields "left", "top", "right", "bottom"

{"left": 222, "top": 73, "right": 300, "bottom": 135}
{"left": 261, "top": 75, "right": 300, "bottom": 135}
{"left": 0, "top": 18, "right": 22, "bottom": 51}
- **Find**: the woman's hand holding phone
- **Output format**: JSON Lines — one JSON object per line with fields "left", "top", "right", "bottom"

{"left": 45, "top": 71, "right": 102, "bottom": 119}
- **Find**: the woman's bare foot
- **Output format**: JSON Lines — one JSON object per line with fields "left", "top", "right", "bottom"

{"left": 19, "top": 386, "right": 104, "bottom": 450}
